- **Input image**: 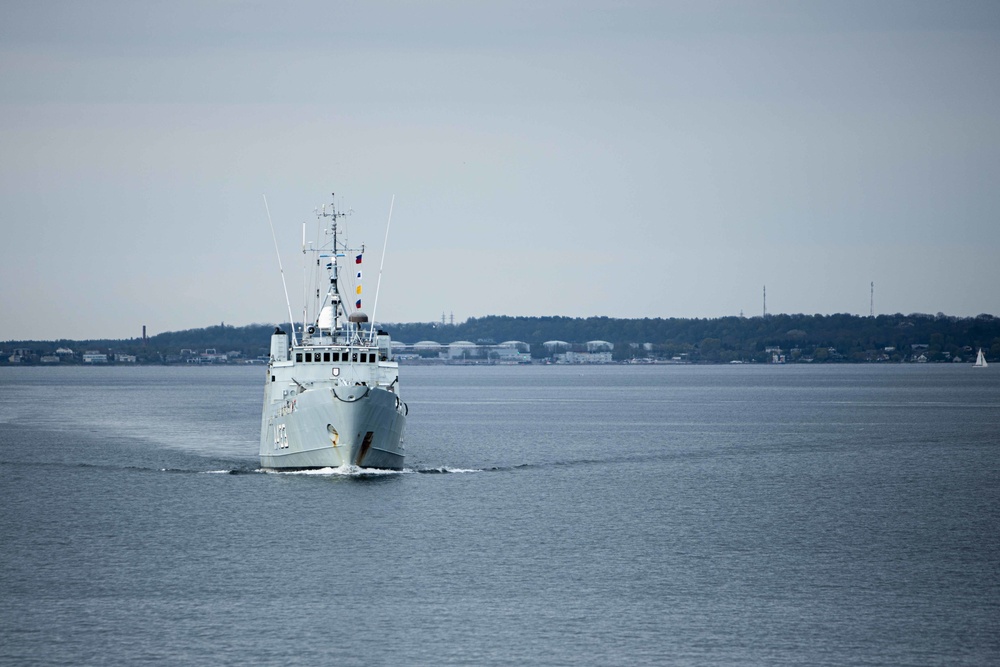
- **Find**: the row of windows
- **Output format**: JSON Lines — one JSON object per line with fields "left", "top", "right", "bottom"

{"left": 295, "top": 350, "right": 382, "bottom": 364}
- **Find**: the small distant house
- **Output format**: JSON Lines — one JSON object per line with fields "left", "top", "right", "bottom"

{"left": 83, "top": 351, "right": 108, "bottom": 363}
{"left": 559, "top": 350, "right": 613, "bottom": 364}
{"left": 9, "top": 348, "right": 32, "bottom": 363}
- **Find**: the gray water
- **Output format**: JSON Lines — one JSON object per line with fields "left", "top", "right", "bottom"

{"left": 1, "top": 364, "right": 998, "bottom": 665}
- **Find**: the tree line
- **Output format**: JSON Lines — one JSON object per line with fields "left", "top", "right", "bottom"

{"left": 386, "top": 313, "right": 1000, "bottom": 363}
{"left": 3, "top": 313, "right": 999, "bottom": 364}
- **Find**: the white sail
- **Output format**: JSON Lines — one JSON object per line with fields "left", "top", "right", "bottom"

{"left": 974, "top": 348, "right": 988, "bottom": 368}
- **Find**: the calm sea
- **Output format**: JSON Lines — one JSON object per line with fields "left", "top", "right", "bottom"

{"left": 1, "top": 364, "right": 998, "bottom": 665}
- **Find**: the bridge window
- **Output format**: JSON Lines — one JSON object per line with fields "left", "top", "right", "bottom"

{"left": 324, "top": 352, "right": 330, "bottom": 362}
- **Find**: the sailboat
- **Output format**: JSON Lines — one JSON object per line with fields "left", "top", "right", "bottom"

{"left": 259, "top": 193, "right": 407, "bottom": 470}
{"left": 974, "top": 348, "right": 988, "bottom": 368}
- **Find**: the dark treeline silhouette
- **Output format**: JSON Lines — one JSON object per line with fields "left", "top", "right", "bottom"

{"left": 0, "top": 323, "right": 288, "bottom": 364}
{"left": 3, "top": 313, "right": 999, "bottom": 363}
{"left": 386, "top": 313, "right": 1000, "bottom": 362}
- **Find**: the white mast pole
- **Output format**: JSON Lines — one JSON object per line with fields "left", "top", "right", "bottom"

{"left": 263, "top": 195, "right": 298, "bottom": 346}
{"left": 369, "top": 195, "right": 395, "bottom": 338}
{"left": 301, "top": 221, "right": 308, "bottom": 337}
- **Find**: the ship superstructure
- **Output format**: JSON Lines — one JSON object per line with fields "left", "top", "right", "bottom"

{"left": 260, "top": 194, "right": 406, "bottom": 470}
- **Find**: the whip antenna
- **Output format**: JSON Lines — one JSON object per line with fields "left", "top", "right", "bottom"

{"left": 369, "top": 195, "right": 394, "bottom": 337}
{"left": 263, "top": 194, "right": 298, "bottom": 346}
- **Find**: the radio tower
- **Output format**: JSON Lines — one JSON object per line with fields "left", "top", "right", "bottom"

{"left": 763, "top": 285, "right": 767, "bottom": 317}
{"left": 870, "top": 282, "right": 875, "bottom": 318}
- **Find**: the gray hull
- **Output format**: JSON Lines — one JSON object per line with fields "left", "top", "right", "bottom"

{"left": 260, "top": 385, "right": 406, "bottom": 470}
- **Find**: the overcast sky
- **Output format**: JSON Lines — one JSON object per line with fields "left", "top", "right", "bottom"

{"left": 2, "top": 1, "right": 998, "bottom": 340}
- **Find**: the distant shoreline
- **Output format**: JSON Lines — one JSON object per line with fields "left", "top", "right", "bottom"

{"left": 3, "top": 312, "right": 998, "bottom": 366}
{"left": 0, "top": 358, "right": 989, "bottom": 368}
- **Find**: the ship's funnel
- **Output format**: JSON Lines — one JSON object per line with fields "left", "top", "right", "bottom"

{"left": 270, "top": 327, "right": 289, "bottom": 361}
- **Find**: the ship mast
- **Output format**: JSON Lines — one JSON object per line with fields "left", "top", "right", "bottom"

{"left": 321, "top": 193, "right": 345, "bottom": 338}
{"left": 308, "top": 192, "right": 363, "bottom": 344}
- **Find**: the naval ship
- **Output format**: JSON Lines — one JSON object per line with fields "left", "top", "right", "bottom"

{"left": 260, "top": 194, "right": 407, "bottom": 470}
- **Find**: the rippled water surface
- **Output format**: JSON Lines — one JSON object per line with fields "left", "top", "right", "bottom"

{"left": 2, "top": 364, "right": 999, "bottom": 665}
